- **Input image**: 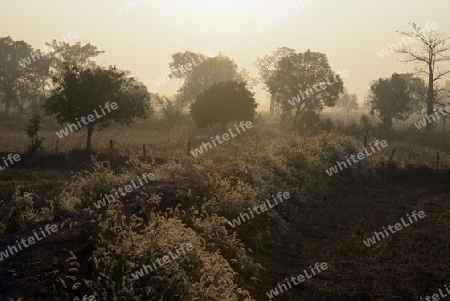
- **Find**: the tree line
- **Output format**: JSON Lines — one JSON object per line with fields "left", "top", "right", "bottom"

{"left": 0, "top": 22, "right": 449, "bottom": 151}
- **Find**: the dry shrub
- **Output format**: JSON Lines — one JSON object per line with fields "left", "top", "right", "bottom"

{"left": 6, "top": 189, "right": 36, "bottom": 232}
{"left": 55, "top": 157, "right": 156, "bottom": 210}
{"left": 86, "top": 205, "right": 254, "bottom": 301}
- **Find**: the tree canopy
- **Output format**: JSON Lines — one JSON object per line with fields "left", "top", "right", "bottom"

{"left": 45, "top": 64, "right": 151, "bottom": 151}
{"left": 0, "top": 36, "right": 34, "bottom": 114}
{"left": 170, "top": 51, "right": 245, "bottom": 108}
{"left": 369, "top": 73, "right": 413, "bottom": 131}
{"left": 254, "top": 47, "right": 296, "bottom": 115}
{"left": 398, "top": 73, "right": 427, "bottom": 115}
{"left": 265, "top": 49, "right": 344, "bottom": 121}
{"left": 336, "top": 88, "right": 358, "bottom": 116}
{"left": 190, "top": 81, "right": 257, "bottom": 130}
{"left": 47, "top": 41, "right": 104, "bottom": 75}
{"left": 0, "top": 36, "right": 105, "bottom": 116}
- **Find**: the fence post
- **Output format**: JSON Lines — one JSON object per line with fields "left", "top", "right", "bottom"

{"left": 363, "top": 131, "right": 368, "bottom": 148}
{"left": 109, "top": 140, "right": 115, "bottom": 157}
{"left": 55, "top": 140, "right": 59, "bottom": 155}
{"left": 188, "top": 140, "right": 191, "bottom": 156}
{"left": 235, "top": 147, "right": 238, "bottom": 161}
{"left": 389, "top": 146, "right": 396, "bottom": 161}
{"left": 143, "top": 144, "right": 147, "bottom": 159}
{"left": 437, "top": 151, "right": 440, "bottom": 171}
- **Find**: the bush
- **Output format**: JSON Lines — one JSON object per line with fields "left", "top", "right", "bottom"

{"left": 294, "top": 111, "right": 321, "bottom": 134}
{"left": 157, "top": 98, "right": 189, "bottom": 129}
{"left": 6, "top": 189, "right": 36, "bottom": 233}
{"left": 56, "top": 157, "right": 151, "bottom": 210}
{"left": 25, "top": 115, "right": 44, "bottom": 154}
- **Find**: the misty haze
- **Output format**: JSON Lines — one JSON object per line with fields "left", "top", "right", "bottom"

{"left": 0, "top": 1, "right": 450, "bottom": 300}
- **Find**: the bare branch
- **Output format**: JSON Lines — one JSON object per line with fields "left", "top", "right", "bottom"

{"left": 434, "top": 70, "right": 450, "bottom": 81}
{"left": 396, "top": 49, "right": 429, "bottom": 63}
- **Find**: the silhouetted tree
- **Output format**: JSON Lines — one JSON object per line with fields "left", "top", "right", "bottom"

{"left": 27, "top": 54, "right": 53, "bottom": 114}
{"left": 47, "top": 40, "right": 104, "bottom": 75}
{"left": 190, "top": 81, "right": 257, "bottom": 130}
{"left": 369, "top": 73, "right": 413, "bottom": 131}
{"left": 154, "top": 94, "right": 185, "bottom": 128}
{"left": 398, "top": 73, "right": 427, "bottom": 115}
{"left": 254, "top": 47, "right": 296, "bottom": 115}
{"left": 170, "top": 51, "right": 244, "bottom": 108}
{"left": 265, "top": 49, "right": 344, "bottom": 122}
{"left": 0, "top": 36, "right": 34, "bottom": 114}
{"left": 397, "top": 22, "right": 450, "bottom": 131}
{"left": 336, "top": 88, "right": 359, "bottom": 117}
{"left": 45, "top": 64, "right": 151, "bottom": 151}
{"left": 25, "top": 115, "right": 43, "bottom": 153}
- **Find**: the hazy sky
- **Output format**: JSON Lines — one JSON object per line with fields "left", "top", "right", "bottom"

{"left": 3, "top": 0, "right": 450, "bottom": 111}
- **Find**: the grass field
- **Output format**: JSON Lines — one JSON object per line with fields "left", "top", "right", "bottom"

{"left": 0, "top": 116, "right": 449, "bottom": 300}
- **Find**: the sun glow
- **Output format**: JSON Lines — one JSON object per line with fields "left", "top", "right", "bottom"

{"left": 179, "top": 0, "right": 260, "bottom": 17}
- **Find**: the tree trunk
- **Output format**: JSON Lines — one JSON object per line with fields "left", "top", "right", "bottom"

{"left": 86, "top": 125, "right": 94, "bottom": 152}
{"left": 382, "top": 114, "right": 393, "bottom": 132}
{"left": 270, "top": 95, "right": 274, "bottom": 116}
{"left": 426, "top": 62, "right": 434, "bottom": 131}
{"left": 4, "top": 88, "right": 13, "bottom": 115}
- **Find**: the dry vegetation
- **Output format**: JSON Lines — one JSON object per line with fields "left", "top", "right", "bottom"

{"left": 0, "top": 115, "right": 449, "bottom": 300}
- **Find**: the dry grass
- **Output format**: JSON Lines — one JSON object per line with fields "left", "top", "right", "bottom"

{"left": 1, "top": 120, "right": 450, "bottom": 300}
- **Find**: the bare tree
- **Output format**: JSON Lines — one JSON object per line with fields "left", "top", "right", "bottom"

{"left": 396, "top": 22, "right": 450, "bottom": 131}
{"left": 336, "top": 88, "right": 358, "bottom": 117}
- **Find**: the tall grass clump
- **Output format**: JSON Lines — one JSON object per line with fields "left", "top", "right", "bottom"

{"left": 56, "top": 157, "right": 156, "bottom": 211}
{"left": 84, "top": 205, "right": 255, "bottom": 301}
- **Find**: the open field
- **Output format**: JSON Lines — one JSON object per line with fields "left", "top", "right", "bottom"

{"left": 0, "top": 120, "right": 449, "bottom": 300}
